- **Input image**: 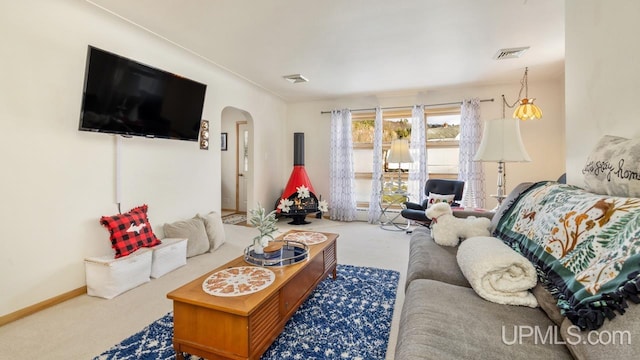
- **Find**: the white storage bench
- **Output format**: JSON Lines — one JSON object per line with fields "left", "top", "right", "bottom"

{"left": 85, "top": 248, "right": 153, "bottom": 299}
{"left": 150, "top": 237, "right": 187, "bottom": 278}
{"left": 85, "top": 238, "right": 187, "bottom": 299}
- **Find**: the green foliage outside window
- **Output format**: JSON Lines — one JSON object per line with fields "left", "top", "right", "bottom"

{"left": 352, "top": 117, "right": 459, "bottom": 143}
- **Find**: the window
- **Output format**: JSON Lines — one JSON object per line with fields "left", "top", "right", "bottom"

{"left": 352, "top": 108, "right": 461, "bottom": 207}
{"left": 424, "top": 110, "right": 460, "bottom": 175}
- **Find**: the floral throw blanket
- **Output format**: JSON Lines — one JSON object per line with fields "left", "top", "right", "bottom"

{"left": 495, "top": 181, "right": 640, "bottom": 330}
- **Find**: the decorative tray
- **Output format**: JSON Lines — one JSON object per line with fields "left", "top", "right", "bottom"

{"left": 244, "top": 240, "right": 309, "bottom": 267}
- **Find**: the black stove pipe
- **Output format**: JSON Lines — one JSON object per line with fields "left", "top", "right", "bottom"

{"left": 294, "top": 132, "right": 304, "bottom": 166}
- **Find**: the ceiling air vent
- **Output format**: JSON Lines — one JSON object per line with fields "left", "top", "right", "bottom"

{"left": 494, "top": 47, "right": 530, "bottom": 60}
{"left": 283, "top": 74, "right": 309, "bottom": 83}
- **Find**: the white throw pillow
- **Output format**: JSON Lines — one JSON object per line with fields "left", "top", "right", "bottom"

{"left": 583, "top": 135, "right": 640, "bottom": 197}
{"left": 426, "top": 192, "right": 455, "bottom": 208}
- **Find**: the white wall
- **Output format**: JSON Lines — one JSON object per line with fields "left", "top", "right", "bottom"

{"left": 565, "top": 0, "right": 640, "bottom": 186}
{"left": 287, "top": 79, "right": 565, "bottom": 210}
{"left": 0, "top": 0, "right": 287, "bottom": 317}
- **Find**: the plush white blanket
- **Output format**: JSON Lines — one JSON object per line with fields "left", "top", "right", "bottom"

{"left": 457, "top": 236, "right": 538, "bottom": 308}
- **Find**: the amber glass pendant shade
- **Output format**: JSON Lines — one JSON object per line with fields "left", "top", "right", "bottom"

{"left": 513, "top": 98, "right": 543, "bottom": 121}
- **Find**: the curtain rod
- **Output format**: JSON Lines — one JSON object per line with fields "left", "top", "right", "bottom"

{"left": 319, "top": 98, "right": 494, "bottom": 114}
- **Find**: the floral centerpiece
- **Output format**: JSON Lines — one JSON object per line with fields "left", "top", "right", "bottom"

{"left": 248, "top": 203, "right": 278, "bottom": 254}
{"left": 277, "top": 185, "right": 329, "bottom": 214}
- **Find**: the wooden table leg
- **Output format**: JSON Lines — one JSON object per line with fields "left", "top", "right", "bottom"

{"left": 175, "top": 348, "right": 184, "bottom": 360}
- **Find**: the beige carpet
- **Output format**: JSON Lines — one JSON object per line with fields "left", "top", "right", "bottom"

{"left": 0, "top": 218, "right": 411, "bottom": 359}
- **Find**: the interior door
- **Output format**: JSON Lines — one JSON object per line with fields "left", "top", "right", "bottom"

{"left": 236, "top": 122, "right": 249, "bottom": 212}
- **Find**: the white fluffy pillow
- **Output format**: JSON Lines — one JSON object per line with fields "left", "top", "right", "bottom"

{"left": 198, "top": 211, "right": 226, "bottom": 251}
{"left": 583, "top": 135, "right": 640, "bottom": 197}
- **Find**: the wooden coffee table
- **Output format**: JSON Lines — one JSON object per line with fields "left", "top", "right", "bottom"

{"left": 167, "top": 230, "right": 338, "bottom": 360}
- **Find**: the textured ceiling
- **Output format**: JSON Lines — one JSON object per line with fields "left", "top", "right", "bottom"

{"left": 87, "top": 0, "right": 565, "bottom": 102}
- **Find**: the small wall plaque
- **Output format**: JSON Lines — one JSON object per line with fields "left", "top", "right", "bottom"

{"left": 200, "top": 120, "right": 209, "bottom": 150}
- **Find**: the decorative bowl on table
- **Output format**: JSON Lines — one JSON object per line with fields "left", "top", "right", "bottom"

{"left": 244, "top": 240, "right": 309, "bottom": 267}
{"left": 263, "top": 242, "right": 283, "bottom": 259}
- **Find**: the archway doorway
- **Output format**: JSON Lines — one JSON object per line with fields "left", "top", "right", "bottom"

{"left": 221, "top": 107, "right": 253, "bottom": 215}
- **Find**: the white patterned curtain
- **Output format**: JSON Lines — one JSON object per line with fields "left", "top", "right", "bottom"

{"left": 368, "top": 107, "right": 383, "bottom": 223}
{"left": 458, "top": 98, "right": 485, "bottom": 208}
{"left": 408, "top": 105, "right": 428, "bottom": 203}
{"left": 329, "top": 109, "right": 357, "bottom": 221}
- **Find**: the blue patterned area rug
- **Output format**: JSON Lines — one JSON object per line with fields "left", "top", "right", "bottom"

{"left": 94, "top": 264, "right": 399, "bottom": 360}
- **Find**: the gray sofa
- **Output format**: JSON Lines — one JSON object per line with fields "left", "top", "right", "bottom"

{"left": 395, "top": 182, "right": 639, "bottom": 360}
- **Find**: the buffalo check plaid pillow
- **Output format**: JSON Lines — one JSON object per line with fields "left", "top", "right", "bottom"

{"left": 100, "top": 204, "right": 161, "bottom": 258}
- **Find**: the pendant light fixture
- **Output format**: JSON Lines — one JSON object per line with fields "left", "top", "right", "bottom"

{"left": 508, "top": 67, "right": 543, "bottom": 121}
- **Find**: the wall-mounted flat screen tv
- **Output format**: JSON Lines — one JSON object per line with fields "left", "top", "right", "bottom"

{"left": 79, "top": 46, "right": 207, "bottom": 141}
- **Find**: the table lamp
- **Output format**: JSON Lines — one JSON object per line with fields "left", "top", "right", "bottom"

{"left": 387, "top": 139, "right": 414, "bottom": 192}
{"left": 474, "top": 118, "right": 531, "bottom": 209}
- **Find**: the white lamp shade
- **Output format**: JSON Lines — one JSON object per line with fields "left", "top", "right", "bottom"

{"left": 387, "top": 139, "right": 414, "bottom": 164}
{"left": 474, "top": 118, "right": 532, "bottom": 162}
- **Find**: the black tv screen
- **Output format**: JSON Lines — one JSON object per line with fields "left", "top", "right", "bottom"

{"left": 79, "top": 46, "right": 206, "bottom": 141}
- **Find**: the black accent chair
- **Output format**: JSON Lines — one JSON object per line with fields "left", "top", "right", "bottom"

{"left": 401, "top": 179, "right": 465, "bottom": 231}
